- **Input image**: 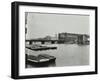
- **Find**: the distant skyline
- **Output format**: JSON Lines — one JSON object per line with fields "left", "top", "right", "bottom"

{"left": 25, "top": 12, "right": 89, "bottom": 39}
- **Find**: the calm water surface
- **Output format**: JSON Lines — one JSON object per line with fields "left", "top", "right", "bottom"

{"left": 26, "top": 44, "right": 89, "bottom": 68}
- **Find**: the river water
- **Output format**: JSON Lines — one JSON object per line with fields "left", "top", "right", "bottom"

{"left": 26, "top": 44, "right": 89, "bottom": 68}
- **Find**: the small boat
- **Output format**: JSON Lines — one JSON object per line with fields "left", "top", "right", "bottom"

{"left": 26, "top": 54, "right": 56, "bottom": 64}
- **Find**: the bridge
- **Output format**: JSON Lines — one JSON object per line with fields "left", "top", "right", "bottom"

{"left": 26, "top": 39, "right": 58, "bottom": 44}
{"left": 26, "top": 34, "right": 89, "bottom": 45}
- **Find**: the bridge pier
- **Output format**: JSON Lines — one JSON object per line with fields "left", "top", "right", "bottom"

{"left": 41, "top": 41, "right": 45, "bottom": 44}
{"left": 51, "top": 41, "right": 56, "bottom": 44}
{"left": 29, "top": 41, "right": 32, "bottom": 45}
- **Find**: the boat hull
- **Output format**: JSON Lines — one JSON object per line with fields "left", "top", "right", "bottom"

{"left": 26, "top": 54, "right": 56, "bottom": 67}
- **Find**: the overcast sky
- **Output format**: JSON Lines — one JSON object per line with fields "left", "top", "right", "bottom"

{"left": 26, "top": 12, "right": 89, "bottom": 39}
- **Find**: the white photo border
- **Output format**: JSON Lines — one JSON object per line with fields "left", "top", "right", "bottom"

{"left": 19, "top": 5, "right": 96, "bottom": 76}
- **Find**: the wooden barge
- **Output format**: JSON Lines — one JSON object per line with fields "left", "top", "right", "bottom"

{"left": 26, "top": 44, "right": 57, "bottom": 51}
{"left": 26, "top": 54, "right": 56, "bottom": 65}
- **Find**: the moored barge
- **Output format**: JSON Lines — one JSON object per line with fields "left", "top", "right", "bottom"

{"left": 26, "top": 54, "right": 56, "bottom": 64}
{"left": 26, "top": 44, "right": 57, "bottom": 51}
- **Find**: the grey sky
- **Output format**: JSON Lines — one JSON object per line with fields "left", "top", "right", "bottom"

{"left": 26, "top": 12, "right": 89, "bottom": 39}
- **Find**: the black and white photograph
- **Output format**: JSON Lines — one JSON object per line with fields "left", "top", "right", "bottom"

{"left": 25, "top": 12, "right": 90, "bottom": 68}
{"left": 11, "top": 1, "right": 97, "bottom": 79}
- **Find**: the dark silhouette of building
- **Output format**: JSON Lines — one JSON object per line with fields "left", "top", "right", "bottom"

{"left": 58, "top": 32, "right": 89, "bottom": 44}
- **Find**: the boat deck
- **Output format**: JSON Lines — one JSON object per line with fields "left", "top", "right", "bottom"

{"left": 26, "top": 44, "right": 57, "bottom": 51}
